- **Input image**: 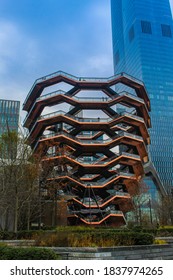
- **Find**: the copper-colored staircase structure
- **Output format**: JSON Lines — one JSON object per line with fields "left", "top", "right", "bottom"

{"left": 23, "top": 71, "right": 151, "bottom": 226}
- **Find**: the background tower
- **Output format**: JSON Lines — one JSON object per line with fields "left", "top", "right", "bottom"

{"left": 111, "top": 0, "right": 173, "bottom": 192}
{"left": 0, "top": 99, "right": 20, "bottom": 135}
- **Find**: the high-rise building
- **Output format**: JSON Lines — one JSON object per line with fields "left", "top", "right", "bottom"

{"left": 111, "top": 0, "right": 173, "bottom": 191}
{"left": 0, "top": 99, "right": 20, "bottom": 135}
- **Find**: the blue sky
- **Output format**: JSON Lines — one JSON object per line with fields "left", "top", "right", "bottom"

{"left": 0, "top": 0, "right": 173, "bottom": 120}
{"left": 0, "top": 0, "right": 113, "bottom": 117}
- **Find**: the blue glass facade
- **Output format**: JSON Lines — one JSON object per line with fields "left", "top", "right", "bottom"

{"left": 111, "top": 0, "right": 173, "bottom": 190}
{"left": 0, "top": 99, "right": 20, "bottom": 135}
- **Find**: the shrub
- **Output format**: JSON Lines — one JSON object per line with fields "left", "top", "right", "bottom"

{"left": 34, "top": 230, "right": 154, "bottom": 247}
{"left": 132, "top": 232, "right": 154, "bottom": 245}
{"left": 0, "top": 231, "right": 16, "bottom": 240}
{"left": 154, "top": 239, "right": 167, "bottom": 245}
{"left": 35, "top": 231, "right": 69, "bottom": 247}
{"left": 0, "top": 247, "right": 60, "bottom": 260}
{"left": 56, "top": 226, "right": 95, "bottom": 232}
{"left": 0, "top": 227, "right": 154, "bottom": 247}
{"left": 156, "top": 227, "right": 173, "bottom": 237}
{"left": 0, "top": 242, "right": 8, "bottom": 248}
{"left": 16, "top": 230, "right": 45, "bottom": 240}
{"left": 130, "top": 226, "right": 143, "bottom": 232}
{"left": 159, "top": 226, "right": 173, "bottom": 229}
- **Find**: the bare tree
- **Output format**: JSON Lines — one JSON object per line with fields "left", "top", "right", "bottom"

{"left": 127, "top": 179, "right": 151, "bottom": 227}
{"left": 0, "top": 130, "right": 40, "bottom": 232}
{"left": 153, "top": 194, "right": 173, "bottom": 226}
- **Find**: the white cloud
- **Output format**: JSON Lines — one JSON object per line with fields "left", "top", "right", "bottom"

{"left": 0, "top": 19, "right": 40, "bottom": 121}
{"left": 0, "top": 22, "right": 17, "bottom": 73}
{"left": 0, "top": 20, "right": 39, "bottom": 75}
{"left": 81, "top": 54, "right": 113, "bottom": 76}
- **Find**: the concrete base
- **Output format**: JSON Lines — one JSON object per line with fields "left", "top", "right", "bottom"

{"left": 51, "top": 244, "right": 173, "bottom": 260}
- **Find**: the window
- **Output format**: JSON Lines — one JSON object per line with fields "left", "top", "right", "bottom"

{"left": 161, "top": 24, "right": 172, "bottom": 37}
{"left": 129, "top": 25, "right": 135, "bottom": 42}
{"left": 141, "top": 21, "right": 152, "bottom": 34}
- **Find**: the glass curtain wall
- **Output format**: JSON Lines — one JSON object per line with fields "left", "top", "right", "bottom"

{"left": 111, "top": 0, "right": 173, "bottom": 191}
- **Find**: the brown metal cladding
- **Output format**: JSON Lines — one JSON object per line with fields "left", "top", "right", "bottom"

{"left": 23, "top": 71, "right": 151, "bottom": 226}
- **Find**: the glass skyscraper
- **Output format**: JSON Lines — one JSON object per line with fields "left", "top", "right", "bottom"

{"left": 0, "top": 99, "right": 20, "bottom": 135}
{"left": 111, "top": 0, "right": 173, "bottom": 191}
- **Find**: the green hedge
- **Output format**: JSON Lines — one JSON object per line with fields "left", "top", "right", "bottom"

{"left": 132, "top": 232, "right": 154, "bottom": 245}
{"left": 0, "top": 228, "right": 154, "bottom": 247}
{"left": 81, "top": 231, "right": 154, "bottom": 246}
{"left": 0, "top": 246, "right": 59, "bottom": 260}
{"left": 34, "top": 230, "right": 154, "bottom": 247}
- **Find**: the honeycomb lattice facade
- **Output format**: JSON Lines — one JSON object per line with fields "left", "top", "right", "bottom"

{"left": 23, "top": 71, "right": 151, "bottom": 226}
